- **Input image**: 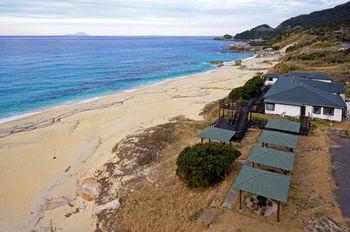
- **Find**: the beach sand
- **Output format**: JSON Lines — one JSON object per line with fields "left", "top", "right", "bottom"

{"left": 0, "top": 53, "right": 280, "bottom": 231}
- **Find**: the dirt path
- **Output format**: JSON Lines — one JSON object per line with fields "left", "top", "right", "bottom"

{"left": 329, "top": 135, "right": 350, "bottom": 218}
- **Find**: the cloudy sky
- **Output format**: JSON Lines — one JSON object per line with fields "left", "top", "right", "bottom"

{"left": 0, "top": 0, "right": 348, "bottom": 36}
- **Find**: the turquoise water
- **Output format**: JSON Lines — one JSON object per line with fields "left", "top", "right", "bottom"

{"left": 0, "top": 36, "right": 252, "bottom": 122}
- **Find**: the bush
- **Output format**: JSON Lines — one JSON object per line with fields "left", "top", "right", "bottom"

{"left": 176, "top": 143, "right": 241, "bottom": 188}
{"left": 250, "top": 115, "right": 268, "bottom": 123}
{"left": 345, "top": 84, "right": 350, "bottom": 98}
{"left": 228, "top": 73, "right": 264, "bottom": 101}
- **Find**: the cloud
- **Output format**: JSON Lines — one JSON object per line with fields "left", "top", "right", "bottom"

{"left": 0, "top": 0, "right": 348, "bottom": 35}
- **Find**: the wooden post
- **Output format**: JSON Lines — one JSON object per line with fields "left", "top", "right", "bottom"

{"left": 277, "top": 201, "right": 280, "bottom": 222}
{"left": 201, "top": 138, "right": 203, "bottom": 144}
{"left": 252, "top": 162, "right": 254, "bottom": 168}
{"left": 229, "top": 141, "right": 232, "bottom": 147}
{"left": 239, "top": 190, "right": 242, "bottom": 209}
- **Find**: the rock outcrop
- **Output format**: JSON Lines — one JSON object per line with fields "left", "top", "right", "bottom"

{"left": 213, "top": 34, "right": 234, "bottom": 41}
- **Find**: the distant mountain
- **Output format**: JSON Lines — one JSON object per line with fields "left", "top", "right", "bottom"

{"left": 276, "top": 1, "right": 350, "bottom": 31}
{"left": 232, "top": 1, "right": 350, "bottom": 40}
{"left": 234, "top": 24, "right": 277, "bottom": 40}
{"left": 64, "top": 32, "right": 89, "bottom": 36}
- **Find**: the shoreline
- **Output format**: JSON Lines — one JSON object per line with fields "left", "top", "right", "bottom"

{"left": 0, "top": 55, "right": 253, "bottom": 125}
{"left": 0, "top": 52, "right": 280, "bottom": 231}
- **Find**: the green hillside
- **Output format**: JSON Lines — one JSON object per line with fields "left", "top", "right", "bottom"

{"left": 234, "top": 24, "right": 277, "bottom": 40}
{"left": 277, "top": 1, "right": 350, "bottom": 31}
{"left": 234, "top": 1, "right": 350, "bottom": 40}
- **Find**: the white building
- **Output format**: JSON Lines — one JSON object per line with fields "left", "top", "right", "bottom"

{"left": 263, "top": 75, "right": 346, "bottom": 122}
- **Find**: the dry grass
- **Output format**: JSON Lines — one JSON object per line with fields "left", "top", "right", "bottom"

{"left": 267, "top": 31, "right": 350, "bottom": 81}
{"left": 95, "top": 99, "right": 349, "bottom": 231}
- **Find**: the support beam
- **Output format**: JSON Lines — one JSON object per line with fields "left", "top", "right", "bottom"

{"left": 239, "top": 190, "right": 242, "bottom": 209}
{"left": 277, "top": 201, "right": 280, "bottom": 222}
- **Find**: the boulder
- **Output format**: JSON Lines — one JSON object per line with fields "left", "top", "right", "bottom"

{"left": 77, "top": 178, "right": 101, "bottom": 201}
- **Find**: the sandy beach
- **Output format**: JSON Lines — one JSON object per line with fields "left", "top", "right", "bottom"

{"left": 0, "top": 53, "right": 280, "bottom": 231}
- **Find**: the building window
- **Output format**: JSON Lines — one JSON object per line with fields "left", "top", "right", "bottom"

{"left": 265, "top": 103, "right": 275, "bottom": 111}
{"left": 323, "top": 107, "right": 334, "bottom": 116}
{"left": 268, "top": 78, "right": 273, "bottom": 81}
{"left": 313, "top": 106, "right": 321, "bottom": 114}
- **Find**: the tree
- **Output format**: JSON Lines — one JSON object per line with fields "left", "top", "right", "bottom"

{"left": 228, "top": 73, "right": 264, "bottom": 101}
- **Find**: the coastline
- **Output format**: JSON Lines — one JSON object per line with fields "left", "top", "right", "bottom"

{"left": 0, "top": 54, "right": 253, "bottom": 125}
{"left": 0, "top": 52, "right": 280, "bottom": 231}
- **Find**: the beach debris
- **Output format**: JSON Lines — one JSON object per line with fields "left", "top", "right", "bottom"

{"left": 42, "top": 196, "right": 72, "bottom": 211}
{"left": 305, "top": 217, "right": 345, "bottom": 232}
{"left": 65, "top": 208, "right": 80, "bottom": 218}
{"left": 95, "top": 198, "right": 120, "bottom": 214}
{"left": 64, "top": 166, "right": 71, "bottom": 173}
{"left": 78, "top": 178, "right": 101, "bottom": 201}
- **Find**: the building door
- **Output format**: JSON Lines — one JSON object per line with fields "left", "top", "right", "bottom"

{"left": 300, "top": 106, "right": 306, "bottom": 116}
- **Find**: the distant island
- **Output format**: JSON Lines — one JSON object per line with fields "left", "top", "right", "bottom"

{"left": 213, "top": 34, "right": 234, "bottom": 41}
{"left": 64, "top": 32, "right": 89, "bottom": 36}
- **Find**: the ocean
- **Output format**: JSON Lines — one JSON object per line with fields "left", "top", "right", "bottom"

{"left": 0, "top": 36, "right": 252, "bottom": 123}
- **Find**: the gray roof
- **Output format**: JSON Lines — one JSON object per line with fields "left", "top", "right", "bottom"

{"left": 265, "top": 72, "right": 334, "bottom": 81}
{"left": 198, "top": 127, "right": 236, "bottom": 143}
{"left": 247, "top": 145, "right": 295, "bottom": 171}
{"left": 266, "top": 119, "right": 300, "bottom": 133}
{"left": 285, "top": 72, "right": 333, "bottom": 81}
{"left": 233, "top": 165, "right": 291, "bottom": 202}
{"left": 264, "top": 77, "right": 346, "bottom": 108}
{"left": 298, "top": 79, "right": 345, "bottom": 94}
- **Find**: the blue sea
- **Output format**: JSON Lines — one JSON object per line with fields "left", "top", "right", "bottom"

{"left": 0, "top": 36, "right": 252, "bottom": 122}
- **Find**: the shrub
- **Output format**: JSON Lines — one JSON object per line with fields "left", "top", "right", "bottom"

{"left": 250, "top": 115, "right": 268, "bottom": 123}
{"left": 176, "top": 143, "right": 241, "bottom": 188}
{"left": 228, "top": 73, "right": 264, "bottom": 101}
{"left": 345, "top": 84, "right": 350, "bottom": 98}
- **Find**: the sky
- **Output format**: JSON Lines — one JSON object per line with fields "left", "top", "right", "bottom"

{"left": 0, "top": 0, "right": 348, "bottom": 36}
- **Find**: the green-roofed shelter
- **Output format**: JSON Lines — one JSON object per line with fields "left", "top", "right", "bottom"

{"left": 248, "top": 145, "right": 295, "bottom": 174}
{"left": 265, "top": 119, "right": 301, "bottom": 134}
{"left": 198, "top": 127, "right": 236, "bottom": 144}
{"left": 233, "top": 165, "right": 291, "bottom": 222}
{"left": 258, "top": 130, "right": 299, "bottom": 152}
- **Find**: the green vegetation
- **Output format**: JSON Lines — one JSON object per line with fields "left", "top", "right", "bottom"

{"left": 234, "top": 2, "right": 350, "bottom": 41}
{"left": 228, "top": 73, "right": 264, "bottom": 101}
{"left": 250, "top": 115, "right": 268, "bottom": 123}
{"left": 345, "top": 84, "right": 350, "bottom": 98}
{"left": 176, "top": 143, "right": 240, "bottom": 188}
{"left": 234, "top": 24, "right": 278, "bottom": 40}
{"left": 267, "top": 29, "right": 350, "bottom": 80}
{"left": 277, "top": 2, "right": 350, "bottom": 31}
